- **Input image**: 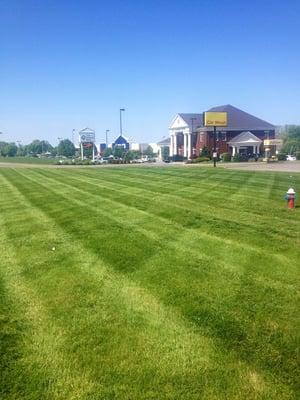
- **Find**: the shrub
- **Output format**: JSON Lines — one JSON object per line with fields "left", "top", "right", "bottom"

{"left": 277, "top": 153, "right": 287, "bottom": 161}
{"left": 221, "top": 153, "right": 231, "bottom": 162}
{"left": 296, "top": 151, "right": 300, "bottom": 160}
{"left": 172, "top": 155, "right": 184, "bottom": 162}
{"left": 200, "top": 146, "right": 210, "bottom": 157}
{"left": 232, "top": 154, "right": 247, "bottom": 162}
{"left": 192, "top": 156, "right": 210, "bottom": 163}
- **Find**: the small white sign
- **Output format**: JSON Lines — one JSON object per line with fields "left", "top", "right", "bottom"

{"left": 213, "top": 152, "right": 217, "bottom": 158}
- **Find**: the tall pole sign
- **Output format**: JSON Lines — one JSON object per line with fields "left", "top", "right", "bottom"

{"left": 203, "top": 112, "right": 228, "bottom": 167}
{"left": 79, "top": 128, "right": 96, "bottom": 161}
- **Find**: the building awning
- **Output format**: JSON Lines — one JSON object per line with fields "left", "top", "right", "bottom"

{"left": 228, "top": 131, "right": 262, "bottom": 146}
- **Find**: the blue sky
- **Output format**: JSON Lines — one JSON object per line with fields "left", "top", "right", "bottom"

{"left": 1, "top": 0, "right": 300, "bottom": 145}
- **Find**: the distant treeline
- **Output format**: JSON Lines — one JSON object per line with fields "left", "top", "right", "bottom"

{"left": 0, "top": 139, "right": 75, "bottom": 157}
{"left": 0, "top": 138, "right": 156, "bottom": 159}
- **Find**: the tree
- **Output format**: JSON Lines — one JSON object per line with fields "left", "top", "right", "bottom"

{"left": 161, "top": 146, "right": 169, "bottom": 160}
{"left": 25, "top": 140, "right": 53, "bottom": 155}
{"left": 0, "top": 142, "right": 18, "bottom": 157}
{"left": 143, "top": 145, "right": 154, "bottom": 157}
{"left": 57, "top": 139, "right": 76, "bottom": 157}
{"left": 124, "top": 150, "right": 141, "bottom": 161}
{"left": 200, "top": 146, "right": 210, "bottom": 157}
{"left": 113, "top": 146, "right": 126, "bottom": 158}
{"left": 281, "top": 125, "right": 300, "bottom": 154}
{"left": 103, "top": 147, "right": 113, "bottom": 157}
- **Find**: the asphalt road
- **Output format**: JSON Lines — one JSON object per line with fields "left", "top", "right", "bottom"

{"left": 0, "top": 160, "right": 299, "bottom": 173}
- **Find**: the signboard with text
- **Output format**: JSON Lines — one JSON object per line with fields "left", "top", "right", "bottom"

{"left": 203, "top": 112, "right": 228, "bottom": 127}
{"left": 79, "top": 129, "right": 95, "bottom": 143}
{"left": 264, "top": 139, "right": 282, "bottom": 146}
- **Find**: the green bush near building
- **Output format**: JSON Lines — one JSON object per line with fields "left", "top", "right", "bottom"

{"left": 277, "top": 153, "right": 287, "bottom": 161}
{"left": 191, "top": 156, "right": 211, "bottom": 163}
{"left": 221, "top": 152, "right": 232, "bottom": 162}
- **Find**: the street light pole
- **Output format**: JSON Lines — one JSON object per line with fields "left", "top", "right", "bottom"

{"left": 213, "top": 126, "right": 217, "bottom": 167}
{"left": 120, "top": 108, "right": 125, "bottom": 136}
{"left": 105, "top": 129, "right": 110, "bottom": 148}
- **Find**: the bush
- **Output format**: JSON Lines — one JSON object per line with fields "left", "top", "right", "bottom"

{"left": 232, "top": 154, "right": 248, "bottom": 162}
{"left": 277, "top": 153, "right": 287, "bottom": 161}
{"left": 200, "top": 146, "right": 210, "bottom": 157}
{"left": 172, "top": 155, "right": 184, "bottom": 162}
{"left": 191, "top": 156, "right": 210, "bottom": 163}
{"left": 221, "top": 153, "right": 231, "bottom": 162}
{"left": 296, "top": 151, "right": 300, "bottom": 160}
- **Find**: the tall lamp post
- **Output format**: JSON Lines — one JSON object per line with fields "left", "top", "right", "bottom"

{"left": 120, "top": 108, "right": 125, "bottom": 136}
{"left": 105, "top": 129, "right": 110, "bottom": 148}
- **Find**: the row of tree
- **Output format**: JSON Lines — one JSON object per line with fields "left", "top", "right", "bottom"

{"left": 0, "top": 139, "right": 157, "bottom": 159}
{"left": 0, "top": 139, "right": 76, "bottom": 158}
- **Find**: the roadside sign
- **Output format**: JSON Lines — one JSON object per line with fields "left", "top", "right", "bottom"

{"left": 79, "top": 128, "right": 95, "bottom": 143}
{"left": 264, "top": 139, "right": 282, "bottom": 146}
{"left": 203, "top": 112, "right": 227, "bottom": 127}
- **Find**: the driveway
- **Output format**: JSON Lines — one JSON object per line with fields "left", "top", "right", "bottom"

{"left": 221, "top": 161, "right": 300, "bottom": 173}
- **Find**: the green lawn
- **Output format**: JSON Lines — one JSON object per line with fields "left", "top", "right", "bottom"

{"left": 0, "top": 166, "right": 299, "bottom": 400}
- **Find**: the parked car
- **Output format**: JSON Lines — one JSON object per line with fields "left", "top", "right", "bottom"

{"left": 286, "top": 155, "right": 296, "bottom": 161}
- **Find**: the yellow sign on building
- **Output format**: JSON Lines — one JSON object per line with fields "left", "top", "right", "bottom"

{"left": 203, "top": 112, "right": 228, "bottom": 127}
{"left": 264, "top": 139, "right": 282, "bottom": 146}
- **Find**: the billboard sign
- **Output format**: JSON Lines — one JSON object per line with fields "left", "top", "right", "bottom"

{"left": 79, "top": 129, "right": 95, "bottom": 143}
{"left": 203, "top": 112, "right": 228, "bottom": 127}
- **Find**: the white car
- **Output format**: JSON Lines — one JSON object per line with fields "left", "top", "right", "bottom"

{"left": 286, "top": 155, "right": 296, "bottom": 161}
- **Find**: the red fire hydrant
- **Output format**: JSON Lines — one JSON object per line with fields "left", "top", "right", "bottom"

{"left": 285, "top": 188, "right": 296, "bottom": 209}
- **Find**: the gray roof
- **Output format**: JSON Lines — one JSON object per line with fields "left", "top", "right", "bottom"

{"left": 157, "top": 137, "right": 170, "bottom": 146}
{"left": 178, "top": 113, "right": 203, "bottom": 127}
{"left": 205, "top": 104, "right": 275, "bottom": 131}
{"left": 228, "top": 131, "right": 262, "bottom": 145}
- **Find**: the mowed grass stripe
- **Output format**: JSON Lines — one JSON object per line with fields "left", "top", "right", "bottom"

{"left": 32, "top": 167, "right": 300, "bottom": 256}
{"left": 15, "top": 167, "right": 298, "bottom": 270}
{"left": 0, "top": 169, "right": 270, "bottom": 400}
{"left": 0, "top": 168, "right": 299, "bottom": 399}
{"left": 2, "top": 168, "right": 300, "bottom": 390}
{"left": 76, "top": 166, "right": 294, "bottom": 202}
{"left": 0, "top": 177, "right": 100, "bottom": 399}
